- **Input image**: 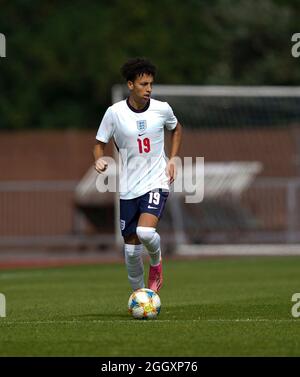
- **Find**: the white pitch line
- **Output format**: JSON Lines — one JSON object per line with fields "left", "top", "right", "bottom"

{"left": 0, "top": 318, "right": 298, "bottom": 325}
{"left": 176, "top": 244, "right": 300, "bottom": 256}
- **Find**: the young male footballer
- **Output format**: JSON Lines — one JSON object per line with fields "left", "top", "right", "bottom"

{"left": 94, "top": 58, "right": 182, "bottom": 292}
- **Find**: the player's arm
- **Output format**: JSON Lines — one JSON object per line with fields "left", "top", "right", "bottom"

{"left": 93, "top": 141, "right": 108, "bottom": 173}
{"left": 167, "top": 122, "right": 183, "bottom": 184}
{"left": 94, "top": 106, "right": 114, "bottom": 173}
{"left": 169, "top": 122, "right": 182, "bottom": 160}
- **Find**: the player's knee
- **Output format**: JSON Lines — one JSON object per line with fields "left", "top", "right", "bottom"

{"left": 124, "top": 233, "right": 140, "bottom": 244}
{"left": 136, "top": 226, "right": 156, "bottom": 244}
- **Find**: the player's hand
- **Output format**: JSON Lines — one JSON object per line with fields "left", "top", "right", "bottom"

{"left": 166, "top": 158, "right": 177, "bottom": 184}
{"left": 95, "top": 158, "right": 108, "bottom": 173}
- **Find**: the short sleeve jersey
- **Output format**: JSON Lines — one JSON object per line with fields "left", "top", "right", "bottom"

{"left": 96, "top": 98, "right": 178, "bottom": 199}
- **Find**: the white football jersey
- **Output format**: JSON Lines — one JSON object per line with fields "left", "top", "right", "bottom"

{"left": 96, "top": 98, "right": 178, "bottom": 199}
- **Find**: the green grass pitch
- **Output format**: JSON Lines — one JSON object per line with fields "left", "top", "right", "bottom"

{"left": 1, "top": 256, "right": 300, "bottom": 356}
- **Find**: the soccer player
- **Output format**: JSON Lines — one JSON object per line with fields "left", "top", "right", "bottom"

{"left": 94, "top": 58, "right": 182, "bottom": 292}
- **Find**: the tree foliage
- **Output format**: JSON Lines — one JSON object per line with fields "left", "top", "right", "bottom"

{"left": 0, "top": 0, "right": 299, "bottom": 129}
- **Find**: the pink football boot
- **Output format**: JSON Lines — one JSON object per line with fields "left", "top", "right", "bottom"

{"left": 148, "top": 260, "right": 163, "bottom": 292}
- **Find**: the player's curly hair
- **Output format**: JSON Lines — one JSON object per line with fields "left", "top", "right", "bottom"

{"left": 121, "top": 57, "right": 156, "bottom": 82}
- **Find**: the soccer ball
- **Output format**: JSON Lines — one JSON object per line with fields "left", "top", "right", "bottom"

{"left": 128, "top": 288, "right": 161, "bottom": 319}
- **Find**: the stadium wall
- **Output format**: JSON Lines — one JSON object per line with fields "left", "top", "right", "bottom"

{"left": 0, "top": 127, "right": 298, "bottom": 244}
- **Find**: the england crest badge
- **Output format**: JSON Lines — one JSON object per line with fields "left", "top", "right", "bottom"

{"left": 120, "top": 220, "right": 126, "bottom": 231}
{"left": 136, "top": 120, "right": 147, "bottom": 132}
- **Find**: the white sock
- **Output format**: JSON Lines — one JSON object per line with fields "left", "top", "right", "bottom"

{"left": 124, "top": 243, "right": 145, "bottom": 291}
{"left": 136, "top": 226, "right": 161, "bottom": 266}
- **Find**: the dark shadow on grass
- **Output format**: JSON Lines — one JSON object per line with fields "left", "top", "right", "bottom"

{"left": 61, "top": 301, "right": 284, "bottom": 322}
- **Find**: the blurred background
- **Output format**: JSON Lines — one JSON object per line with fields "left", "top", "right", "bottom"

{"left": 1, "top": 0, "right": 300, "bottom": 264}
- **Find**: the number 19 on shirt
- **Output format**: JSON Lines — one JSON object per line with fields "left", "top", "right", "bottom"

{"left": 137, "top": 138, "right": 151, "bottom": 153}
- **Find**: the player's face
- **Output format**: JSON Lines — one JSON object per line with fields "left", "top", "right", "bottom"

{"left": 128, "top": 74, "right": 153, "bottom": 105}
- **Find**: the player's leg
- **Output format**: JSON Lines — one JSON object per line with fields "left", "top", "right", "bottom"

{"left": 120, "top": 199, "right": 145, "bottom": 291}
{"left": 136, "top": 189, "right": 169, "bottom": 291}
{"left": 136, "top": 213, "right": 162, "bottom": 292}
{"left": 137, "top": 213, "right": 160, "bottom": 266}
